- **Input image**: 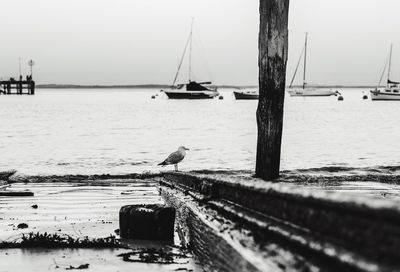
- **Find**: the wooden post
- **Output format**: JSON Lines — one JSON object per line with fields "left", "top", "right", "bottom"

{"left": 256, "top": 0, "right": 290, "bottom": 180}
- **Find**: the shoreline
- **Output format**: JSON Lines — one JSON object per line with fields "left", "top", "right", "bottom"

{"left": 35, "top": 84, "right": 380, "bottom": 89}
{"left": 3, "top": 168, "right": 400, "bottom": 185}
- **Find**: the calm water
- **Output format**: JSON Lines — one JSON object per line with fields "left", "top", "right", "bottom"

{"left": 0, "top": 88, "right": 399, "bottom": 175}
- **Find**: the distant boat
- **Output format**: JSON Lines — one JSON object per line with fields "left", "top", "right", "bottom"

{"left": 164, "top": 82, "right": 219, "bottom": 99}
{"left": 287, "top": 33, "right": 337, "bottom": 97}
{"left": 163, "top": 20, "right": 219, "bottom": 99}
{"left": 233, "top": 89, "right": 259, "bottom": 100}
{"left": 370, "top": 44, "right": 400, "bottom": 101}
{"left": 288, "top": 88, "right": 338, "bottom": 97}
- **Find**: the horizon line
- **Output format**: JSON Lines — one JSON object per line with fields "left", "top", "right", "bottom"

{"left": 35, "top": 83, "right": 382, "bottom": 89}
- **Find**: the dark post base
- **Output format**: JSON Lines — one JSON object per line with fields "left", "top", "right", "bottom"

{"left": 119, "top": 204, "right": 175, "bottom": 240}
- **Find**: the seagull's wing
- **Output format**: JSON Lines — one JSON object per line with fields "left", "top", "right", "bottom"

{"left": 160, "top": 150, "right": 185, "bottom": 165}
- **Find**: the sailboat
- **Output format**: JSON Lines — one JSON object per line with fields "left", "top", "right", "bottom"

{"left": 233, "top": 89, "right": 259, "bottom": 100}
{"left": 163, "top": 20, "right": 219, "bottom": 99}
{"left": 287, "top": 33, "right": 337, "bottom": 97}
{"left": 370, "top": 44, "right": 400, "bottom": 101}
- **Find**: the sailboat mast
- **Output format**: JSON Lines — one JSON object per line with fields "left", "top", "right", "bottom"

{"left": 303, "top": 32, "right": 308, "bottom": 89}
{"left": 171, "top": 34, "right": 191, "bottom": 87}
{"left": 388, "top": 43, "right": 393, "bottom": 86}
{"left": 188, "top": 18, "right": 194, "bottom": 83}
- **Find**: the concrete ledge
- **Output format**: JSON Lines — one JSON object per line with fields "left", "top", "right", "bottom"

{"left": 161, "top": 172, "right": 400, "bottom": 271}
{"left": 161, "top": 186, "right": 321, "bottom": 272}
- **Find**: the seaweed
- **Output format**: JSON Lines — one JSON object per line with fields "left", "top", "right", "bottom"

{"left": 117, "top": 247, "right": 190, "bottom": 264}
{"left": 0, "top": 232, "right": 125, "bottom": 249}
{"left": 65, "top": 264, "right": 90, "bottom": 270}
{"left": 10, "top": 172, "right": 162, "bottom": 184}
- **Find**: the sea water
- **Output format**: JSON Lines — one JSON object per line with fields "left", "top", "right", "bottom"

{"left": 0, "top": 88, "right": 399, "bottom": 175}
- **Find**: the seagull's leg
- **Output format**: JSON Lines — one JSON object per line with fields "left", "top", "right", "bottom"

{"left": 174, "top": 164, "right": 178, "bottom": 171}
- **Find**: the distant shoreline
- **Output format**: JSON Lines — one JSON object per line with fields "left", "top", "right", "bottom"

{"left": 35, "top": 84, "right": 379, "bottom": 89}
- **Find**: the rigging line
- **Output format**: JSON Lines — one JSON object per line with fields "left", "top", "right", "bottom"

{"left": 377, "top": 53, "right": 390, "bottom": 88}
{"left": 193, "top": 27, "right": 214, "bottom": 82}
{"left": 303, "top": 32, "right": 308, "bottom": 89}
{"left": 289, "top": 46, "right": 305, "bottom": 88}
{"left": 193, "top": 32, "right": 213, "bottom": 82}
{"left": 388, "top": 44, "right": 393, "bottom": 84}
{"left": 188, "top": 18, "right": 194, "bottom": 82}
{"left": 172, "top": 32, "right": 192, "bottom": 87}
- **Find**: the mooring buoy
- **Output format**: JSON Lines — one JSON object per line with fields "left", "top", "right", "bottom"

{"left": 219, "top": 95, "right": 224, "bottom": 100}
{"left": 151, "top": 95, "right": 156, "bottom": 99}
{"left": 363, "top": 95, "right": 368, "bottom": 100}
{"left": 338, "top": 96, "right": 344, "bottom": 101}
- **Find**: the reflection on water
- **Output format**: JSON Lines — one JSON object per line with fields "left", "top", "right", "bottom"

{"left": 0, "top": 88, "right": 399, "bottom": 175}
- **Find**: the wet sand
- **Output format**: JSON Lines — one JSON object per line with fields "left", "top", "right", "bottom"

{"left": 0, "top": 248, "right": 196, "bottom": 272}
{"left": 0, "top": 180, "right": 199, "bottom": 272}
{"left": 0, "top": 181, "right": 162, "bottom": 239}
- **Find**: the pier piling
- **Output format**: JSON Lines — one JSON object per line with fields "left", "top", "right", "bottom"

{"left": 256, "top": 0, "right": 290, "bottom": 180}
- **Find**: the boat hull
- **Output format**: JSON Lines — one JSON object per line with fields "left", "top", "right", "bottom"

{"left": 164, "top": 90, "right": 218, "bottom": 99}
{"left": 288, "top": 88, "right": 336, "bottom": 97}
{"left": 370, "top": 90, "right": 400, "bottom": 100}
{"left": 233, "top": 91, "right": 259, "bottom": 100}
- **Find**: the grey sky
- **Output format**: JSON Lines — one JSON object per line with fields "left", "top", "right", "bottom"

{"left": 0, "top": 0, "right": 399, "bottom": 85}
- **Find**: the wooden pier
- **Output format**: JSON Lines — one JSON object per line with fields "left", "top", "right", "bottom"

{"left": 0, "top": 78, "right": 35, "bottom": 95}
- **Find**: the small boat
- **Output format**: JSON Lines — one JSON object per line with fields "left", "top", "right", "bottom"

{"left": 233, "top": 90, "right": 259, "bottom": 100}
{"left": 288, "top": 88, "right": 338, "bottom": 97}
{"left": 287, "top": 33, "right": 337, "bottom": 97}
{"left": 162, "top": 20, "right": 219, "bottom": 99}
{"left": 370, "top": 44, "right": 400, "bottom": 101}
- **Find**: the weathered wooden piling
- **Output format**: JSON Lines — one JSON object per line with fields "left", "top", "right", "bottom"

{"left": 256, "top": 0, "right": 290, "bottom": 180}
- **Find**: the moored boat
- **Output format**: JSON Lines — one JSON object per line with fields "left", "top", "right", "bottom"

{"left": 233, "top": 90, "right": 259, "bottom": 100}
{"left": 288, "top": 88, "right": 337, "bottom": 97}
{"left": 162, "top": 20, "right": 219, "bottom": 99}
{"left": 370, "top": 88, "right": 400, "bottom": 100}
{"left": 287, "top": 33, "right": 338, "bottom": 97}
{"left": 164, "top": 81, "right": 218, "bottom": 99}
{"left": 370, "top": 44, "right": 400, "bottom": 101}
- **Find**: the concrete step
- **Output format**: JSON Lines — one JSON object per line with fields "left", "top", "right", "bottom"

{"left": 161, "top": 172, "right": 400, "bottom": 272}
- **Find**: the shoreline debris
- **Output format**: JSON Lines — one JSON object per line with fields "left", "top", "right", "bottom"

{"left": 0, "top": 170, "right": 17, "bottom": 181}
{"left": 17, "top": 223, "right": 29, "bottom": 229}
{"left": 117, "top": 247, "right": 190, "bottom": 264}
{"left": 0, "top": 232, "right": 124, "bottom": 249}
{"left": 65, "top": 264, "right": 90, "bottom": 270}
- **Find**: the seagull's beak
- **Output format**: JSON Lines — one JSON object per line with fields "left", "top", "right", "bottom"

{"left": 185, "top": 147, "right": 190, "bottom": 150}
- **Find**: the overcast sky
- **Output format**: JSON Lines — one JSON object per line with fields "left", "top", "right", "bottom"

{"left": 0, "top": 0, "right": 400, "bottom": 85}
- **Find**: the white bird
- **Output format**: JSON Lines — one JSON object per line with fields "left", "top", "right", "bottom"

{"left": 158, "top": 146, "right": 190, "bottom": 171}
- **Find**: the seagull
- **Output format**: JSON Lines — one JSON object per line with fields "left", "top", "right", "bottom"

{"left": 158, "top": 146, "right": 190, "bottom": 171}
